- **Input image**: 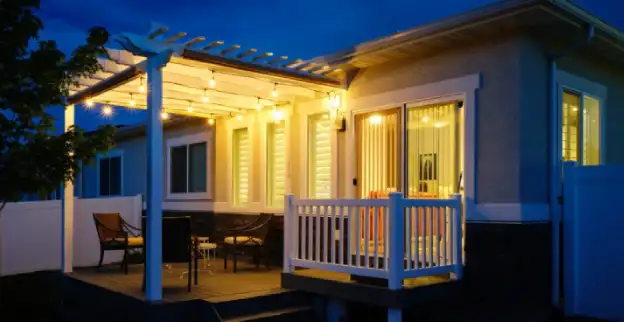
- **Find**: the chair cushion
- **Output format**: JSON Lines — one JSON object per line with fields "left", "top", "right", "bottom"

{"left": 224, "top": 236, "right": 263, "bottom": 245}
{"left": 113, "top": 236, "right": 144, "bottom": 246}
{"left": 199, "top": 242, "right": 217, "bottom": 250}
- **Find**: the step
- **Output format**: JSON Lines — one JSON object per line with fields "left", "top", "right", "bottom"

{"left": 223, "top": 306, "right": 313, "bottom": 322}
{"left": 213, "top": 290, "right": 314, "bottom": 320}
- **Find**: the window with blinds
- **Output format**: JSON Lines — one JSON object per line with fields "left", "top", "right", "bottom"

{"left": 267, "top": 122, "right": 286, "bottom": 207}
{"left": 308, "top": 113, "right": 332, "bottom": 199}
{"left": 357, "top": 111, "right": 399, "bottom": 199}
{"left": 562, "top": 91, "right": 601, "bottom": 165}
{"left": 233, "top": 128, "right": 250, "bottom": 206}
{"left": 406, "top": 103, "right": 458, "bottom": 199}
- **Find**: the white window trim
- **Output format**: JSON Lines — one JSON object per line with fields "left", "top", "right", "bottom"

{"left": 226, "top": 115, "right": 256, "bottom": 209}
{"left": 299, "top": 104, "right": 339, "bottom": 199}
{"left": 96, "top": 149, "right": 124, "bottom": 197}
{"left": 165, "top": 131, "right": 213, "bottom": 200}
{"left": 261, "top": 105, "right": 293, "bottom": 213}
{"left": 346, "top": 73, "right": 480, "bottom": 221}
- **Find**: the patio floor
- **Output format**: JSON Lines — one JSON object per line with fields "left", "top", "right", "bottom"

{"left": 68, "top": 259, "right": 284, "bottom": 304}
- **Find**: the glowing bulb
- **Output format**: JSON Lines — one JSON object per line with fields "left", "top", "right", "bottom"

{"left": 85, "top": 98, "right": 94, "bottom": 107}
{"left": 161, "top": 112, "right": 169, "bottom": 120}
{"left": 333, "top": 95, "right": 340, "bottom": 107}
{"left": 271, "top": 83, "right": 278, "bottom": 98}
{"left": 187, "top": 102, "right": 193, "bottom": 113}
{"left": 209, "top": 71, "right": 216, "bottom": 88}
{"left": 102, "top": 105, "right": 113, "bottom": 116}
{"left": 256, "top": 103, "right": 262, "bottom": 110}
{"left": 271, "top": 108, "right": 284, "bottom": 123}
{"left": 207, "top": 118, "right": 215, "bottom": 126}
{"left": 369, "top": 115, "right": 382, "bottom": 125}
{"left": 202, "top": 96, "right": 209, "bottom": 103}
{"left": 129, "top": 94, "right": 136, "bottom": 107}
{"left": 422, "top": 116, "right": 429, "bottom": 123}
{"left": 572, "top": 106, "right": 579, "bottom": 112}
{"left": 139, "top": 78, "right": 145, "bottom": 93}
{"left": 237, "top": 114, "right": 243, "bottom": 121}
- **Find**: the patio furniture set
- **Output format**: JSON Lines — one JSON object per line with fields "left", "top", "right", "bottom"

{"left": 92, "top": 212, "right": 275, "bottom": 292}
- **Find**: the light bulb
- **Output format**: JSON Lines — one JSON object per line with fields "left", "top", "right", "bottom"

{"left": 129, "top": 99, "right": 136, "bottom": 107}
{"left": 256, "top": 103, "right": 262, "bottom": 110}
{"left": 237, "top": 114, "right": 243, "bottom": 121}
{"left": 161, "top": 112, "right": 169, "bottom": 120}
{"left": 422, "top": 116, "right": 429, "bottom": 123}
{"left": 188, "top": 106, "right": 193, "bottom": 113}
{"left": 85, "top": 98, "right": 94, "bottom": 107}
{"left": 209, "top": 72, "right": 216, "bottom": 88}
{"left": 102, "top": 105, "right": 113, "bottom": 116}
{"left": 139, "top": 78, "right": 145, "bottom": 93}
{"left": 271, "top": 83, "right": 278, "bottom": 97}
{"left": 202, "top": 96, "right": 209, "bottom": 103}
{"left": 369, "top": 115, "right": 382, "bottom": 125}
{"left": 207, "top": 118, "right": 215, "bottom": 126}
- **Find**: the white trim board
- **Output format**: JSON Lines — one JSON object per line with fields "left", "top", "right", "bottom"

{"left": 470, "top": 203, "right": 550, "bottom": 223}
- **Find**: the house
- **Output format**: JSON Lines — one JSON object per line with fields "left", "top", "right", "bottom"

{"left": 62, "top": 0, "right": 624, "bottom": 320}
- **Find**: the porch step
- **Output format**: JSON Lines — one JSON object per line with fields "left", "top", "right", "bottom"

{"left": 223, "top": 306, "right": 313, "bottom": 322}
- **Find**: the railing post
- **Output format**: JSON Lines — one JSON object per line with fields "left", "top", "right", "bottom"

{"left": 451, "top": 193, "right": 463, "bottom": 279}
{"left": 283, "top": 194, "right": 295, "bottom": 273}
{"left": 388, "top": 192, "right": 404, "bottom": 290}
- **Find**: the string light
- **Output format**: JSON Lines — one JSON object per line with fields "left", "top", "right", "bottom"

{"left": 236, "top": 109, "right": 244, "bottom": 121}
{"left": 85, "top": 98, "right": 94, "bottom": 108}
{"left": 187, "top": 101, "right": 193, "bottom": 113}
{"left": 333, "top": 94, "right": 340, "bottom": 108}
{"left": 102, "top": 105, "right": 113, "bottom": 117}
{"left": 161, "top": 111, "right": 169, "bottom": 120}
{"left": 209, "top": 71, "right": 216, "bottom": 88}
{"left": 202, "top": 89, "right": 209, "bottom": 103}
{"left": 129, "top": 93, "right": 136, "bottom": 107}
{"left": 256, "top": 97, "right": 262, "bottom": 110}
{"left": 271, "top": 107, "right": 284, "bottom": 123}
{"left": 271, "top": 83, "right": 278, "bottom": 98}
{"left": 139, "top": 77, "right": 145, "bottom": 93}
{"left": 207, "top": 116, "right": 215, "bottom": 126}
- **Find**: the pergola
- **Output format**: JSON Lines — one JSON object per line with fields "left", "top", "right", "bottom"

{"left": 61, "top": 25, "right": 344, "bottom": 301}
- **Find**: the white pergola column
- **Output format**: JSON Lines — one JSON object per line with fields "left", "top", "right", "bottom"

{"left": 61, "top": 104, "right": 75, "bottom": 273}
{"left": 145, "top": 55, "right": 168, "bottom": 301}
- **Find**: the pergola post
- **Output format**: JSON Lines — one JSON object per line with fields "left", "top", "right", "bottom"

{"left": 145, "top": 55, "right": 168, "bottom": 301}
{"left": 61, "top": 104, "right": 75, "bottom": 273}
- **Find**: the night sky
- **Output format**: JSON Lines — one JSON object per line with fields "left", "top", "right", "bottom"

{"left": 40, "top": 0, "right": 624, "bottom": 132}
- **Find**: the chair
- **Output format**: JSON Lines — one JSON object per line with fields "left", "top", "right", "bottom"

{"left": 141, "top": 216, "right": 197, "bottom": 292}
{"left": 218, "top": 213, "right": 273, "bottom": 273}
{"left": 92, "top": 213, "right": 143, "bottom": 274}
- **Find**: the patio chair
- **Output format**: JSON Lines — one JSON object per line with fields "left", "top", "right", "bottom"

{"left": 141, "top": 216, "right": 198, "bottom": 292}
{"left": 218, "top": 213, "right": 274, "bottom": 273}
{"left": 93, "top": 213, "right": 143, "bottom": 274}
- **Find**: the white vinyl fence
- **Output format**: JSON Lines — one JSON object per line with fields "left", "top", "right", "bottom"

{"left": 0, "top": 195, "right": 142, "bottom": 276}
{"left": 283, "top": 192, "right": 463, "bottom": 288}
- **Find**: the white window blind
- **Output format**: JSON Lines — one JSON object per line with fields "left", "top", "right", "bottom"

{"left": 233, "top": 128, "right": 250, "bottom": 205}
{"left": 267, "top": 122, "right": 286, "bottom": 207}
{"left": 308, "top": 113, "right": 332, "bottom": 199}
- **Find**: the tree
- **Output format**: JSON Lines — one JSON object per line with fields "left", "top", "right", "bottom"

{"left": 0, "top": 0, "right": 117, "bottom": 212}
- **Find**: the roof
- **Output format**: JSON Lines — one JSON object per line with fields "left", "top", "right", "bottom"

{"left": 307, "top": 0, "right": 624, "bottom": 70}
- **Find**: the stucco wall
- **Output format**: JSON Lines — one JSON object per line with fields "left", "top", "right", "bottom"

{"left": 346, "top": 35, "right": 527, "bottom": 204}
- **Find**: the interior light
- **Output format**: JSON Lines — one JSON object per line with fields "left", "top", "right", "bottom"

{"left": 572, "top": 106, "right": 579, "bottom": 112}
{"left": 161, "top": 112, "right": 169, "bottom": 120}
{"left": 369, "top": 115, "right": 382, "bottom": 125}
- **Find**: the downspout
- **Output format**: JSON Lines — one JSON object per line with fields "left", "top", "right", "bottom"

{"left": 550, "top": 24, "right": 595, "bottom": 312}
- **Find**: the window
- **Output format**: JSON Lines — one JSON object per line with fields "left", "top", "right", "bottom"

{"left": 406, "top": 102, "right": 459, "bottom": 199}
{"left": 98, "top": 154, "right": 122, "bottom": 196}
{"left": 356, "top": 110, "right": 400, "bottom": 198}
{"left": 308, "top": 113, "right": 332, "bottom": 198}
{"left": 562, "top": 91, "right": 601, "bottom": 165}
{"left": 233, "top": 128, "right": 250, "bottom": 205}
{"left": 169, "top": 142, "right": 207, "bottom": 194}
{"left": 267, "top": 122, "right": 286, "bottom": 207}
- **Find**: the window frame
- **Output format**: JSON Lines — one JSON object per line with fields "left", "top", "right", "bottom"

{"left": 96, "top": 149, "right": 124, "bottom": 197}
{"left": 165, "top": 131, "right": 212, "bottom": 200}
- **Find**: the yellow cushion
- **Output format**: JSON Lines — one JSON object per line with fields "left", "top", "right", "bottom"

{"left": 224, "top": 236, "right": 263, "bottom": 245}
{"left": 114, "top": 236, "right": 144, "bottom": 246}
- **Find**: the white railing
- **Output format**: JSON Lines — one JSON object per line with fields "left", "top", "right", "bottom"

{"left": 283, "top": 193, "right": 462, "bottom": 289}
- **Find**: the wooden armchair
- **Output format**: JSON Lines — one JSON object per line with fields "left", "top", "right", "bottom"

{"left": 92, "top": 213, "right": 143, "bottom": 274}
{"left": 218, "top": 213, "right": 273, "bottom": 273}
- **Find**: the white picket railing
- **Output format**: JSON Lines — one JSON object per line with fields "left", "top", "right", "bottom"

{"left": 283, "top": 192, "right": 463, "bottom": 289}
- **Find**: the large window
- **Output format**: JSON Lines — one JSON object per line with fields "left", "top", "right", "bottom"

{"left": 98, "top": 154, "right": 122, "bottom": 196}
{"left": 233, "top": 128, "right": 250, "bottom": 206}
{"left": 406, "top": 102, "right": 459, "bottom": 199}
{"left": 562, "top": 91, "right": 601, "bottom": 165}
{"left": 267, "top": 122, "right": 286, "bottom": 207}
{"left": 169, "top": 142, "right": 207, "bottom": 195}
{"left": 308, "top": 113, "right": 332, "bottom": 199}
{"left": 356, "top": 110, "right": 400, "bottom": 198}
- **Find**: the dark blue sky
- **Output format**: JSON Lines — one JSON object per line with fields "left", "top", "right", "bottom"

{"left": 40, "top": 0, "right": 623, "bottom": 131}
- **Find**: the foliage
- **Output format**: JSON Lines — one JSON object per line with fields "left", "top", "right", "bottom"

{"left": 0, "top": 0, "right": 116, "bottom": 208}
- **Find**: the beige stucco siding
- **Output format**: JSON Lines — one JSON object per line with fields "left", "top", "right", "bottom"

{"left": 346, "top": 35, "right": 527, "bottom": 204}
